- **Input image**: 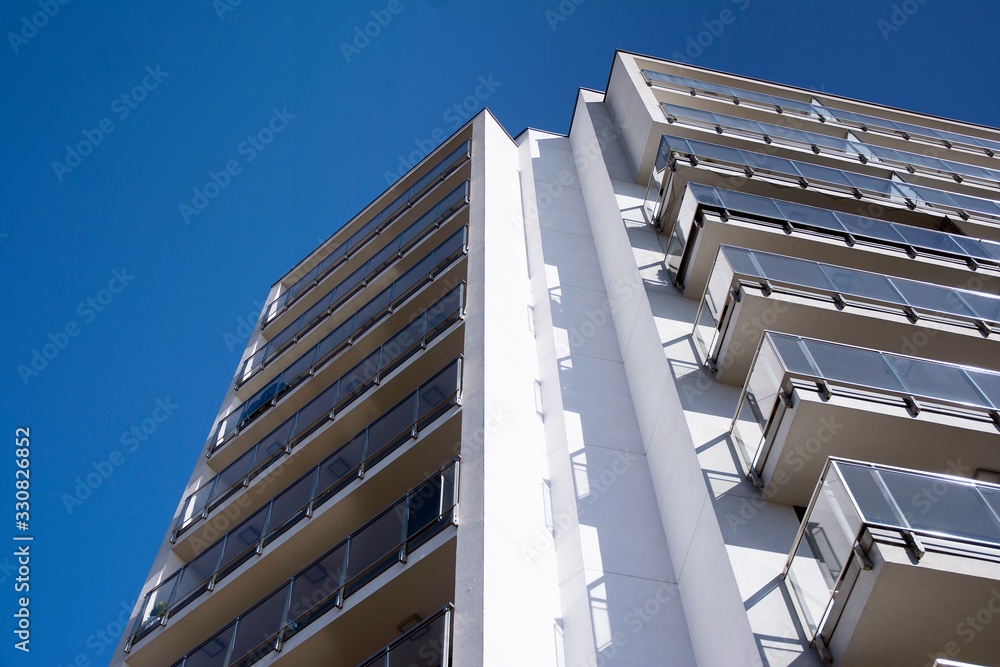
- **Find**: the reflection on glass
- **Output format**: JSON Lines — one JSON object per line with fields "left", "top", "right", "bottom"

{"left": 732, "top": 332, "right": 1000, "bottom": 473}
{"left": 786, "top": 459, "right": 1000, "bottom": 642}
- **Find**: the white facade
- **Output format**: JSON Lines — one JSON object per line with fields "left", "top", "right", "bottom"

{"left": 113, "top": 51, "right": 1000, "bottom": 667}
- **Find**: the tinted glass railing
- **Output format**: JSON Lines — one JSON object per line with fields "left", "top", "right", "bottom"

{"left": 356, "top": 604, "right": 452, "bottom": 667}
{"left": 659, "top": 134, "right": 1000, "bottom": 222}
{"left": 175, "top": 357, "right": 462, "bottom": 541}
{"left": 682, "top": 182, "right": 1000, "bottom": 267}
{"left": 130, "top": 364, "right": 462, "bottom": 649}
{"left": 163, "top": 460, "right": 460, "bottom": 666}
{"left": 785, "top": 458, "right": 1000, "bottom": 638}
{"left": 210, "top": 286, "right": 459, "bottom": 458}
{"left": 732, "top": 332, "right": 1000, "bottom": 471}
{"left": 822, "top": 105, "right": 1000, "bottom": 156}
{"left": 643, "top": 68, "right": 1000, "bottom": 156}
{"left": 642, "top": 69, "right": 819, "bottom": 116}
{"left": 256, "top": 180, "right": 467, "bottom": 355}
{"left": 693, "top": 245, "right": 1000, "bottom": 362}
{"left": 662, "top": 102, "right": 1000, "bottom": 188}
{"left": 265, "top": 141, "right": 470, "bottom": 322}
{"left": 239, "top": 223, "right": 468, "bottom": 387}
{"left": 214, "top": 285, "right": 463, "bottom": 450}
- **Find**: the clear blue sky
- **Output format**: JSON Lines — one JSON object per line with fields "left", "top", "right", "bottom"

{"left": 1, "top": 0, "right": 998, "bottom": 664}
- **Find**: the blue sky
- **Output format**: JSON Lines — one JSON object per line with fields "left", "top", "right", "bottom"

{"left": 2, "top": 0, "right": 999, "bottom": 664}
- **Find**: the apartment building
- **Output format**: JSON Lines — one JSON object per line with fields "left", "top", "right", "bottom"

{"left": 112, "top": 51, "right": 1000, "bottom": 667}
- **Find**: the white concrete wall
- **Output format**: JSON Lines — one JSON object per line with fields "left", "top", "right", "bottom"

{"left": 519, "top": 126, "right": 696, "bottom": 667}
{"left": 569, "top": 88, "right": 767, "bottom": 667}
{"left": 454, "top": 112, "right": 561, "bottom": 666}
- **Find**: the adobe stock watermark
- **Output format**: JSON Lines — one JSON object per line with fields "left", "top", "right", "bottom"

{"left": 924, "top": 589, "right": 1000, "bottom": 667}
{"left": 178, "top": 106, "right": 295, "bottom": 224}
{"left": 669, "top": 0, "right": 751, "bottom": 65}
{"left": 61, "top": 396, "right": 179, "bottom": 514}
{"left": 544, "top": 0, "right": 587, "bottom": 31}
{"left": 383, "top": 74, "right": 502, "bottom": 185}
{"left": 55, "top": 600, "right": 134, "bottom": 667}
{"left": 51, "top": 65, "right": 169, "bottom": 182}
{"left": 877, "top": 0, "right": 929, "bottom": 41}
{"left": 213, "top": 0, "right": 245, "bottom": 21}
{"left": 7, "top": 0, "right": 71, "bottom": 54}
{"left": 340, "top": 0, "right": 413, "bottom": 63}
{"left": 223, "top": 299, "right": 265, "bottom": 353}
{"left": 17, "top": 268, "right": 135, "bottom": 386}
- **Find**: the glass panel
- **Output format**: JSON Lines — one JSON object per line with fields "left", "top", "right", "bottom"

{"left": 286, "top": 544, "right": 346, "bottom": 627}
{"left": 967, "top": 370, "right": 1000, "bottom": 410}
{"left": 885, "top": 357, "right": 987, "bottom": 408}
{"left": 732, "top": 338, "right": 785, "bottom": 468}
{"left": 716, "top": 189, "right": 783, "bottom": 219}
{"left": 367, "top": 399, "right": 416, "bottom": 462}
{"left": 380, "top": 319, "right": 425, "bottom": 371}
{"left": 837, "top": 464, "right": 899, "bottom": 526}
{"left": 229, "top": 588, "right": 286, "bottom": 664}
{"left": 290, "top": 385, "right": 339, "bottom": 440}
{"left": 218, "top": 507, "right": 267, "bottom": 573}
{"left": 339, "top": 352, "right": 380, "bottom": 400}
{"left": 892, "top": 281, "right": 974, "bottom": 318}
{"left": 819, "top": 265, "right": 900, "bottom": 303}
{"left": 314, "top": 320, "right": 354, "bottom": 364}
{"left": 960, "top": 291, "right": 1000, "bottom": 323}
{"left": 878, "top": 470, "right": 1000, "bottom": 544}
{"left": 753, "top": 254, "right": 835, "bottom": 291}
{"left": 173, "top": 541, "right": 222, "bottom": 600}
{"left": 265, "top": 474, "right": 314, "bottom": 535}
{"left": 265, "top": 322, "right": 297, "bottom": 359}
{"left": 417, "top": 365, "right": 457, "bottom": 422}
{"left": 802, "top": 339, "right": 905, "bottom": 393}
{"left": 281, "top": 351, "right": 315, "bottom": 386}
{"left": 407, "top": 476, "right": 444, "bottom": 540}
{"left": 210, "top": 450, "right": 255, "bottom": 504}
{"left": 786, "top": 463, "right": 862, "bottom": 637}
{"left": 183, "top": 624, "right": 234, "bottom": 667}
{"left": 386, "top": 612, "right": 448, "bottom": 667}
{"left": 836, "top": 212, "right": 906, "bottom": 245}
{"left": 344, "top": 509, "right": 405, "bottom": 585}
{"left": 315, "top": 433, "right": 365, "bottom": 501}
{"left": 772, "top": 200, "right": 843, "bottom": 231}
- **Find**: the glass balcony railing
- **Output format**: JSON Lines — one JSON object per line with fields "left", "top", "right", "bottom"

{"left": 642, "top": 68, "right": 1000, "bottom": 157}
{"left": 785, "top": 458, "right": 1000, "bottom": 640}
{"left": 356, "top": 604, "right": 453, "bottom": 667}
{"left": 162, "top": 460, "right": 460, "bottom": 666}
{"left": 687, "top": 183, "right": 1000, "bottom": 265}
{"left": 657, "top": 134, "right": 1000, "bottom": 223}
{"left": 130, "top": 362, "right": 462, "bottom": 649}
{"left": 213, "top": 285, "right": 463, "bottom": 451}
{"left": 264, "top": 141, "right": 470, "bottom": 324}
{"left": 239, "top": 225, "right": 468, "bottom": 388}
{"left": 174, "top": 359, "right": 462, "bottom": 540}
{"left": 693, "top": 244, "right": 1000, "bottom": 362}
{"left": 661, "top": 102, "right": 1000, "bottom": 188}
{"left": 732, "top": 332, "right": 1000, "bottom": 472}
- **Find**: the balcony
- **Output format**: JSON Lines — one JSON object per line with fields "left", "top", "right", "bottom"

{"left": 244, "top": 188, "right": 468, "bottom": 385}
{"left": 641, "top": 68, "right": 1000, "bottom": 158}
{"left": 785, "top": 458, "right": 1000, "bottom": 666}
{"left": 666, "top": 183, "right": 1000, "bottom": 297}
{"left": 355, "top": 604, "right": 452, "bottom": 667}
{"left": 659, "top": 101, "right": 1000, "bottom": 190}
{"left": 732, "top": 332, "right": 1000, "bottom": 504}
{"left": 174, "top": 358, "right": 462, "bottom": 543}
{"left": 212, "top": 284, "right": 463, "bottom": 455}
{"left": 693, "top": 245, "right": 1000, "bottom": 385}
{"left": 646, "top": 135, "right": 1000, "bottom": 230}
{"left": 263, "top": 140, "right": 470, "bottom": 327}
{"left": 160, "top": 460, "right": 459, "bottom": 667}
